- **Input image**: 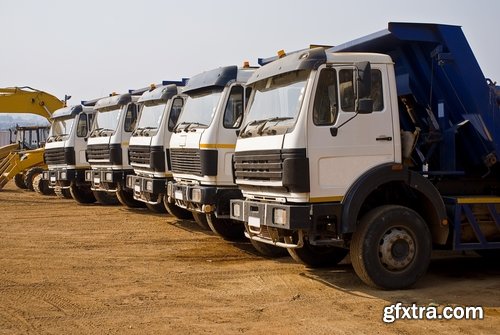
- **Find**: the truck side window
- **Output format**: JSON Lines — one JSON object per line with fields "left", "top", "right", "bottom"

{"left": 168, "top": 97, "right": 184, "bottom": 132}
{"left": 223, "top": 85, "right": 244, "bottom": 129}
{"left": 371, "top": 69, "right": 384, "bottom": 111}
{"left": 313, "top": 68, "right": 338, "bottom": 125}
{"left": 124, "top": 104, "right": 138, "bottom": 132}
{"left": 76, "top": 113, "right": 88, "bottom": 137}
{"left": 339, "top": 69, "right": 355, "bottom": 112}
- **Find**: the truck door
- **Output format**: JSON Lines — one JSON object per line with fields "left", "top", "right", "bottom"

{"left": 307, "top": 64, "right": 395, "bottom": 201}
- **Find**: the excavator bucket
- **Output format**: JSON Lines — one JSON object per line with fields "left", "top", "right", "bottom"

{"left": 0, "top": 148, "right": 45, "bottom": 190}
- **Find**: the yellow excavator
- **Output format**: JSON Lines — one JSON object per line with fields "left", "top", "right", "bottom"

{"left": 0, "top": 87, "right": 64, "bottom": 190}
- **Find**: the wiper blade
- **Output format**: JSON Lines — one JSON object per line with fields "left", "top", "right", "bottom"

{"left": 257, "top": 117, "right": 293, "bottom": 135}
{"left": 175, "top": 122, "right": 208, "bottom": 133}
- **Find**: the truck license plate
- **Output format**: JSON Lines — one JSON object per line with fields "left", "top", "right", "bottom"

{"left": 248, "top": 216, "right": 261, "bottom": 228}
{"left": 174, "top": 190, "right": 183, "bottom": 200}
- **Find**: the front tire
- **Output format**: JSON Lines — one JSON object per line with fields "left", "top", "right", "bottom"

{"left": 69, "top": 182, "right": 96, "bottom": 204}
{"left": 24, "top": 167, "right": 44, "bottom": 191}
{"left": 192, "top": 212, "right": 210, "bottom": 230}
{"left": 350, "top": 205, "right": 431, "bottom": 290}
{"left": 206, "top": 213, "right": 245, "bottom": 240}
{"left": 250, "top": 239, "right": 288, "bottom": 258}
{"left": 32, "top": 173, "right": 54, "bottom": 195}
{"left": 163, "top": 197, "right": 193, "bottom": 220}
{"left": 116, "top": 184, "right": 145, "bottom": 208}
{"left": 288, "top": 239, "right": 348, "bottom": 267}
{"left": 93, "top": 191, "right": 119, "bottom": 205}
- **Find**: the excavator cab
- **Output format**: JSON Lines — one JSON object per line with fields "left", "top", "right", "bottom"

{"left": 9, "top": 125, "right": 50, "bottom": 150}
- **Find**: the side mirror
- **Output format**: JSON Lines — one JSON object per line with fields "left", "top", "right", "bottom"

{"left": 355, "top": 61, "right": 373, "bottom": 114}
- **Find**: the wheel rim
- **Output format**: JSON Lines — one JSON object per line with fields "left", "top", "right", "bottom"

{"left": 378, "top": 227, "right": 416, "bottom": 271}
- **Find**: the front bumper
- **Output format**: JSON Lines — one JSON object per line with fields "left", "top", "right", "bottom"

{"left": 85, "top": 169, "right": 133, "bottom": 191}
{"left": 230, "top": 199, "right": 310, "bottom": 230}
{"left": 166, "top": 181, "right": 241, "bottom": 217}
{"left": 230, "top": 199, "right": 344, "bottom": 248}
{"left": 42, "top": 169, "right": 82, "bottom": 188}
{"left": 126, "top": 175, "right": 165, "bottom": 204}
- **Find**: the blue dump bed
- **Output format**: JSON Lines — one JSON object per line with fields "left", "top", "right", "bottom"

{"left": 330, "top": 23, "right": 499, "bottom": 175}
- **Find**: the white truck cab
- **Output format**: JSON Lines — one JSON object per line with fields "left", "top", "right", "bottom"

{"left": 84, "top": 93, "right": 142, "bottom": 206}
{"left": 125, "top": 81, "right": 191, "bottom": 215}
{"left": 43, "top": 104, "right": 97, "bottom": 202}
{"left": 166, "top": 65, "right": 256, "bottom": 236}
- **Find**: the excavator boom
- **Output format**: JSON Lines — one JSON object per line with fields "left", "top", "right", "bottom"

{"left": 0, "top": 86, "right": 64, "bottom": 119}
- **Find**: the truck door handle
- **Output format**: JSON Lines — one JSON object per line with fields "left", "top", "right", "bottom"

{"left": 376, "top": 136, "right": 392, "bottom": 141}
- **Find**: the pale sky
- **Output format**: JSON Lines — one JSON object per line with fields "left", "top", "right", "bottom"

{"left": 1, "top": 0, "right": 499, "bottom": 107}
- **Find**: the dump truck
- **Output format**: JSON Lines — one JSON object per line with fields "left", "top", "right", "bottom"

{"left": 125, "top": 80, "right": 192, "bottom": 215}
{"left": 230, "top": 22, "right": 500, "bottom": 289}
{"left": 0, "top": 87, "right": 64, "bottom": 190}
{"left": 84, "top": 93, "right": 142, "bottom": 206}
{"left": 42, "top": 104, "right": 97, "bottom": 201}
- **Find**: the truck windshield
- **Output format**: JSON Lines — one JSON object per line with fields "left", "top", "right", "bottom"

{"left": 241, "top": 70, "right": 309, "bottom": 137}
{"left": 47, "top": 117, "right": 74, "bottom": 142}
{"left": 174, "top": 89, "right": 222, "bottom": 132}
{"left": 90, "top": 108, "right": 121, "bottom": 137}
{"left": 134, "top": 103, "right": 165, "bottom": 136}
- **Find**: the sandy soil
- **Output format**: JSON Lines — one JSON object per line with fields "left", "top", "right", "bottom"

{"left": 0, "top": 181, "right": 499, "bottom": 334}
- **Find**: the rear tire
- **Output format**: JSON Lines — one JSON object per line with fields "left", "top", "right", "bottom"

{"left": 24, "top": 167, "right": 44, "bottom": 191}
{"left": 32, "top": 173, "right": 55, "bottom": 195}
{"left": 192, "top": 212, "right": 210, "bottom": 230}
{"left": 93, "top": 191, "right": 119, "bottom": 205}
{"left": 250, "top": 239, "right": 288, "bottom": 258}
{"left": 350, "top": 205, "right": 431, "bottom": 290}
{"left": 70, "top": 182, "right": 96, "bottom": 204}
{"left": 163, "top": 197, "right": 193, "bottom": 220}
{"left": 54, "top": 186, "right": 72, "bottom": 199}
{"left": 14, "top": 173, "right": 27, "bottom": 189}
{"left": 206, "top": 213, "right": 245, "bottom": 240}
{"left": 116, "top": 184, "right": 145, "bottom": 208}
{"left": 288, "top": 239, "right": 348, "bottom": 267}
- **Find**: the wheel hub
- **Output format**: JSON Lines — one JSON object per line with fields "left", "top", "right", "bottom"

{"left": 378, "top": 227, "right": 415, "bottom": 271}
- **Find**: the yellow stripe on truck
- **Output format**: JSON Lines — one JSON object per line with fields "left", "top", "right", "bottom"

{"left": 310, "top": 196, "right": 344, "bottom": 203}
{"left": 199, "top": 143, "right": 236, "bottom": 149}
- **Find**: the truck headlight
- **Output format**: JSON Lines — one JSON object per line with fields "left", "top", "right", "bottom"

{"left": 60, "top": 171, "right": 67, "bottom": 180}
{"left": 146, "top": 180, "right": 153, "bottom": 192}
{"left": 105, "top": 172, "right": 113, "bottom": 182}
{"left": 191, "top": 188, "right": 201, "bottom": 202}
{"left": 85, "top": 171, "right": 92, "bottom": 181}
{"left": 232, "top": 203, "right": 241, "bottom": 218}
{"left": 167, "top": 182, "right": 173, "bottom": 196}
{"left": 273, "top": 208, "right": 287, "bottom": 225}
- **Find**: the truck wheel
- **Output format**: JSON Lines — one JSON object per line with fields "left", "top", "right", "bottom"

{"left": 24, "top": 167, "right": 44, "bottom": 191}
{"left": 192, "top": 212, "right": 210, "bottom": 230}
{"left": 350, "top": 205, "right": 431, "bottom": 290}
{"left": 206, "top": 213, "right": 245, "bottom": 240}
{"left": 288, "top": 239, "right": 348, "bottom": 267}
{"left": 54, "top": 187, "right": 72, "bottom": 199}
{"left": 145, "top": 201, "right": 167, "bottom": 213}
{"left": 14, "top": 173, "right": 27, "bottom": 189}
{"left": 163, "top": 197, "right": 193, "bottom": 220}
{"left": 250, "top": 239, "right": 288, "bottom": 258}
{"left": 93, "top": 191, "right": 119, "bottom": 205}
{"left": 32, "top": 173, "right": 55, "bottom": 196}
{"left": 116, "top": 184, "right": 146, "bottom": 208}
{"left": 70, "top": 182, "right": 96, "bottom": 204}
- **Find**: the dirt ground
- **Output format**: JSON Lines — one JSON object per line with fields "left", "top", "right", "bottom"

{"left": 0, "top": 181, "right": 499, "bottom": 335}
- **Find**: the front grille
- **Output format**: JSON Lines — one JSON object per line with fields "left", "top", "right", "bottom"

{"left": 129, "top": 145, "right": 150, "bottom": 166}
{"left": 44, "top": 147, "right": 75, "bottom": 165}
{"left": 86, "top": 144, "right": 110, "bottom": 162}
{"left": 170, "top": 148, "right": 201, "bottom": 175}
{"left": 234, "top": 149, "right": 306, "bottom": 182}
